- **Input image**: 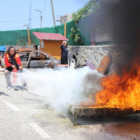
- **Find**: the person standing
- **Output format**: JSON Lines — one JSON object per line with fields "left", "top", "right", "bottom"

{"left": 60, "top": 41, "right": 69, "bottom": 64}
{"left": 4, "top": 46, "right": 27, "bottom": 90}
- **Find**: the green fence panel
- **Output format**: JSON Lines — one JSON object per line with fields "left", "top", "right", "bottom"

{"left": 0, "top": 20, "right": 91, "bottom": 46}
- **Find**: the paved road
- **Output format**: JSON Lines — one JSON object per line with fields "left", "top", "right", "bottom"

{"left": 0, "top": 72, "right": 140, "bottom": 140}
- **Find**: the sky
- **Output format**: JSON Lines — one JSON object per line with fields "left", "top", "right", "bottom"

{"left": 0, "top": 0, "right": 89, "bottom": 31}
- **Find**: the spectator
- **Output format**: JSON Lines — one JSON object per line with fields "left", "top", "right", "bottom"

{"left": 60, "top": 41, "right": 69, "bottom": 64}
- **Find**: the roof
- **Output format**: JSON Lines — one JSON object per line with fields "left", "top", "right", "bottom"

{"left": 33, "top": 32, "right": 69, "bottom": 41}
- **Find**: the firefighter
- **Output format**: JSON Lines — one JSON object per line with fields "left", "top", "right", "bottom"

{"left": 4, "top": 46, "right": 27, "bottom": 90}
{"left": 60, "top": 41, "right": 69, "bottom": 64}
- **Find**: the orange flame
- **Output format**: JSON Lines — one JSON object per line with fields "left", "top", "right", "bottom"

{"left": 95, "top": 60, "right": 140, "bottom": 110}
{"left": 83, "top": 60, "right": 140, "bottom": 110}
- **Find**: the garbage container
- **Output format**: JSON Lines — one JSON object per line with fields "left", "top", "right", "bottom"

{"left": 68, "top": 58, "right": 75, "bottom": 69}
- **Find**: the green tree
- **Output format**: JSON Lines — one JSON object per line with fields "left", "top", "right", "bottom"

{"left": 70, "top": 0, "right": 111, "bottom": 43}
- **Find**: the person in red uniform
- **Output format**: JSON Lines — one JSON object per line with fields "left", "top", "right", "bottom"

{"left": 4, "top": 46, "right": 27, "bottom": 90}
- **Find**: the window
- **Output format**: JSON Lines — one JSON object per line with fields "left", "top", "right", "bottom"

{"left": 41, "top": 41, "right": 44, "bottom": 48}
{"left": 19, "top": 52, "right": 30, "bottom": 61}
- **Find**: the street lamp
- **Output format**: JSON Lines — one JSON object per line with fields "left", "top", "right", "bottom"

{"left": 23, "top": 24, "right": 29, "bottom": 29}
{"left": 56, "top": 15, "right": 62, "bottom": 23}
{"left": 32, "top": 8, "right": 42, "bottom": 28}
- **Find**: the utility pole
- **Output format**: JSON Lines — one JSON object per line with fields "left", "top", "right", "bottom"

{"left": 40, "top": 12, "right": 42, "bottom": 28}
{"left": 50, "top": 0, "right": 56, "bottom": 26}
{"left": 28, "top": 1, "right": 32, "bottom": 29}
{"left": 64, "top": 22, "right": 66, "bottom": 37}
{"left": 23, "top": 24, "right": 31, "bottom": 45}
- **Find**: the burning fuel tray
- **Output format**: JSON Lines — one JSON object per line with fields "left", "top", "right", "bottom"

{"left": 69, "top": 105, "right": 140, "bottom": 126}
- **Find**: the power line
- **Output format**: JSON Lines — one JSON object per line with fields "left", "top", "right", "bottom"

{"left": 0, "top": 27, "right": 23, "bottom": 31}
{"left": 28, "top": 1, "right": 32, "bottom": 29}
{"left": 0, "top": 27, "right": 21, "bottom": 28}
{"left": 43, "top": 0, "right": 46, "bottom": 19}
{"left": 0, "top": 19, "right": 39, "bottom": 22}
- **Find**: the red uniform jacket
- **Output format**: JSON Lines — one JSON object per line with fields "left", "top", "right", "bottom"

{"left": 4, "top": 53, "right": 22, "bottom": 68}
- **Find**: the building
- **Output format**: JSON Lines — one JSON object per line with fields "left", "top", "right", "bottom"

{"left": 33, "top": 32, "right": 68, "bottom": 59}
{"left": 60, "top": 14, "right": 72, "bottom": 25}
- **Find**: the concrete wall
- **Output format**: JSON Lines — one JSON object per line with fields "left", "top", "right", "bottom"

{"left": 68, "top": 45, "right": 130, "bottom": 74}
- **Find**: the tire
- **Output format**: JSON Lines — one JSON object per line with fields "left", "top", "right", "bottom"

{"left": 1, "top": 59, "right": 5, "bottom": 68}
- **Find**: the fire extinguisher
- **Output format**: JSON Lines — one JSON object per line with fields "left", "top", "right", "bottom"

{"left": 13, "top": 69, "right": 18, "bottom": 84}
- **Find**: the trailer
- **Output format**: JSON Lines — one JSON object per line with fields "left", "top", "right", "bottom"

{"left": 70, "top": 105, "right": 140, "bottom": 126}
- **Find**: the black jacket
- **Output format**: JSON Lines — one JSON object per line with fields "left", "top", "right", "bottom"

{"left": 60, "top": 45, "right": 69, "bottom": 58}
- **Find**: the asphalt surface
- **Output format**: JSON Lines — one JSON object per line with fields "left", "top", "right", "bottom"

{"left": 0, "top": 72, "right": 140, "bottom": 140}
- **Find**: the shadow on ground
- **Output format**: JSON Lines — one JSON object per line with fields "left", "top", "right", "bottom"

{"left": 67, "top": 112, "right": 140, "bottom": 139}
{"left": 33, "top": 103, "right": 140, "bottom": 139}
{"left": 0, "top": 92, "right": 9, "bottom": 96}
{"left": 101, "top": 114, "right": 140, "bottom": 139}
{"left": 13, "top": 86, "right": 27, "bottom": 91}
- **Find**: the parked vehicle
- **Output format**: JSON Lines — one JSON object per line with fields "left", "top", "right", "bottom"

{"left": 0, "top": 51, "right": 5, "bottom": 67}
{"left": 1, "top": 49, "right": 60, "bottom": 68}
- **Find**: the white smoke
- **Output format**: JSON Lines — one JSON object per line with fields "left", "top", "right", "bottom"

{"left": 22, "top": 67, "right": 103, "bottom": 114}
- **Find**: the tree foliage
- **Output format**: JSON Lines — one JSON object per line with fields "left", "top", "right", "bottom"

{"left": 70, "top": 0, "right": 112, "bottom": 43}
